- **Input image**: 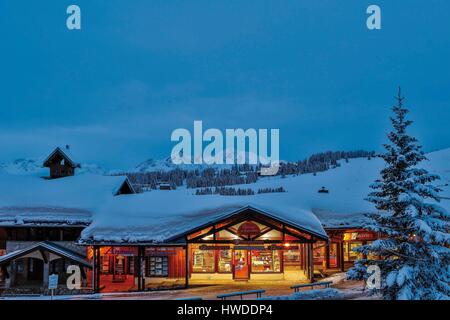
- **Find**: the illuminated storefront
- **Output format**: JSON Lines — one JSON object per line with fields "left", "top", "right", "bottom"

{"left": 189, "top": 243, "right": 298, "bottom": 281}
{"left": 87, "top": 207, "right": 330, "bottom": 292}
{"left": 183, "top": 214, "right": 325, "bottom": 284}
{"left": 312, "top": 229, "right": 379, "bottom": 272}
{"left": 342, "top": 230, "right": 376, "bottom": 261}
{"left": 84, "top": 207, "right": 383, "bottom": 293}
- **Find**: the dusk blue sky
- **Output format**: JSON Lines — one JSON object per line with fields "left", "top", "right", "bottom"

{"left": 1, "top": 1, "right": 450, "bottom": 169}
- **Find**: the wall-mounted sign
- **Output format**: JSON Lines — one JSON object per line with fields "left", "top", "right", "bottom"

{"left": 111, "top": 247, "right": 138, "bottom": 256}
{"left": 234, "top": 245, "right": 266, "bottom": 251}
{"left": 267, "top": 245, "right": 300, "bottom": 250}
{"left": 355, "top": 231, "right": 377, "bottom": 240}
{"left": 199, "top": 245, "right": 231, "bottom": 251}
{"left": 237, "top": 221, "right": 261, "bottom": 238}
{"left": 233, "top": 240, "right": 265, "bottom": 245}
{"left": 343, "top": 231, "right": 377, "bottom": 241}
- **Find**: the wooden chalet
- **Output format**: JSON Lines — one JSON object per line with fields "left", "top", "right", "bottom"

{"left": 43, "top": 146, "right": 81, "bottom": 179}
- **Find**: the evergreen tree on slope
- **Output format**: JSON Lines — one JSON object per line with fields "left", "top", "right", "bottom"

{"left": 347, "top": 89, "right": 450, "bottom": 300}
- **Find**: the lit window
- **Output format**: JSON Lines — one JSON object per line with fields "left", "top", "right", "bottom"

{"left": 192, "top": 248, "right": 215, "bottom": 273}
{"left": 218, "top": 250, "right": 232, "bottom": 272}
{"left": 251, "top": 250, "right": 281, "bottom": 272}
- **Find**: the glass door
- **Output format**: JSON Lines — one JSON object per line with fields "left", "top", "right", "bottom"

{"left": 233, "top": 250, "right": 249, "bottom": 280}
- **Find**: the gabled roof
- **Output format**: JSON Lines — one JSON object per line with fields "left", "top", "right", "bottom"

{"left": 79, "top": 193, "right": 329, "bottom": 245}
{"left": 0, "top": 241, "right": 92, "bottom": 269}
{"left": 113, "top": 177, "right": 136, "bottom": 196}
{"left": 43, "top": 147, "right": 80, "bottom": 168}
{"left": 165, "top": 205, "right": 329, "bottom": 243}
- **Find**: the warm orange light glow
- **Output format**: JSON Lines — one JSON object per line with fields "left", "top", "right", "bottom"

{"left": 284, "top": 242, "right": 290, "bottom": 247}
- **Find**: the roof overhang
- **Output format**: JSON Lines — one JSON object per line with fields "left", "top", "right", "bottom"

{"left": 0, "top": 241, "right": 92, "bottom": 269}
{"left": 165, "top": 205, "right": 329, "bottom": 243}
{"left": 79, "top": 205, "right": 328, "bottom": 246}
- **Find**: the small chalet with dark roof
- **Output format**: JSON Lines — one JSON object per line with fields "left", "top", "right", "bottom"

{"left": 43, "top": 146, "right": 81, "bottom": 179}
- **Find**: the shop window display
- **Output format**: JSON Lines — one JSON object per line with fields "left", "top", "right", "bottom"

{"left": 218, "top": 250, "right": 232, "bottom": 272}
{"left": 251, "top": 250, "right": 281, "bottom": 272}
{"left": 192, "top": 248, "right": 215, "bottom": 272}
{"left": 313, "top": 242, "right": 326, "bottom": 265}
{"left": 344, "top": 242, "right": 363, "bottom": 261}
{"left": 283, "top": 249, "right": 301, "bottom": 271}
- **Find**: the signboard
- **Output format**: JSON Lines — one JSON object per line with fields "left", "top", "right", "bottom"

{"left": 343, "top": 231, "right": 377, "bottom": 241}
{"left": 199, "top": 245, "right": 231, "bottom": 251}
{"left": 198, "top": 244, "right": 299, "bottom": 251}
{"left": 48, "top": 274, "right": 59, "bottom": 290}
{"left": 145, "top": 248, "right": 178, "bottom": 256}
{"left": 111, "top": 247, "right": 138, "bottom": 256}
{"left": 267, "top": 244, "right": 299, "bottom": 250}
{"left": 355, "top": 231, "right": 377, "bottom": 240}
{"left": 237, "top": 221, "right": 261, "bottom": 238}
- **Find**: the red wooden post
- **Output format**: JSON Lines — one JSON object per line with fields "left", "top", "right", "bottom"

{"left": 325, "top": 242, "right": 330, "bottom": 270}
{"left": 137, "top": 247, "right": 142, "bottom": 291}
{"left": 92, "top": 246, "right": 97, "bottom": 292}
{"left": 185, "top": 244, "right": 189, "bottom": 289}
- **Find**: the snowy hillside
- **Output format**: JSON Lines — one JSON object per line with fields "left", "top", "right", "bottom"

{"left": 131, "top": 156, "right": 212, "bottom": 172}
{"left": 130, "top": 156, "right": 237, "bottom": 173}
{"left": 0, "top": 158, "right": 107, "bottom": 176}
{"left": 187, "top": 148, "right": 450, "bottom": 200}
{"left": 0, "top": 158, "right": 47, "bottom": 176}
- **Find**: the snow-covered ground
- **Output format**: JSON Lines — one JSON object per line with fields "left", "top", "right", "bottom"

{"left": 0, "top": 273, "right": 374, "bottom": 300}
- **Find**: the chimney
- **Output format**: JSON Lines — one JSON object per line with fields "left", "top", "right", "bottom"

{"left": 65, "top": 145, "right": 70, "bottom": 151}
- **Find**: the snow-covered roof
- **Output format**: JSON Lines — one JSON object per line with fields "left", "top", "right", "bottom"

{"left": 43, "top": 146, "right": 80, "bottom": 168}
{"left": 80, "top": 196, "right": 328, "bottom": 245}
{"left": 0, "top": 173, "right": 133, "bottom": 227}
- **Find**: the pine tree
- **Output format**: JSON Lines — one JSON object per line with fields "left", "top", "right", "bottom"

{"left": 347, "top": 88, "right": 450, "bottom": 300}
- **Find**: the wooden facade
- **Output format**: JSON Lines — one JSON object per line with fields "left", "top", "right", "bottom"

{"left": 85, "top": 227, "right": 381, "bottom": 293}
{"left": 86, "top": 208, "right": 335, "bottom": 292}
{"left": 0, "top": 225, "right": 379, "bottom": 293}
{"left": 43, "top": 146, "right": 80, "bottom": 179}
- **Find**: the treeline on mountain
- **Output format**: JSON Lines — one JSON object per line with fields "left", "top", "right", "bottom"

{"left": 195, "top": 187, "right": 255, "bottom": 196}
{"left": 195, "top": 186, "right": 287, "bottom": 196}
{"left": 119, "top": 150, "right": 375, "bottom": 192}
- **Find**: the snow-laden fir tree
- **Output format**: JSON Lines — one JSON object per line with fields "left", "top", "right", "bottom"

{"left": 347, "top": 88, "right": 450, "bottom": 300}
